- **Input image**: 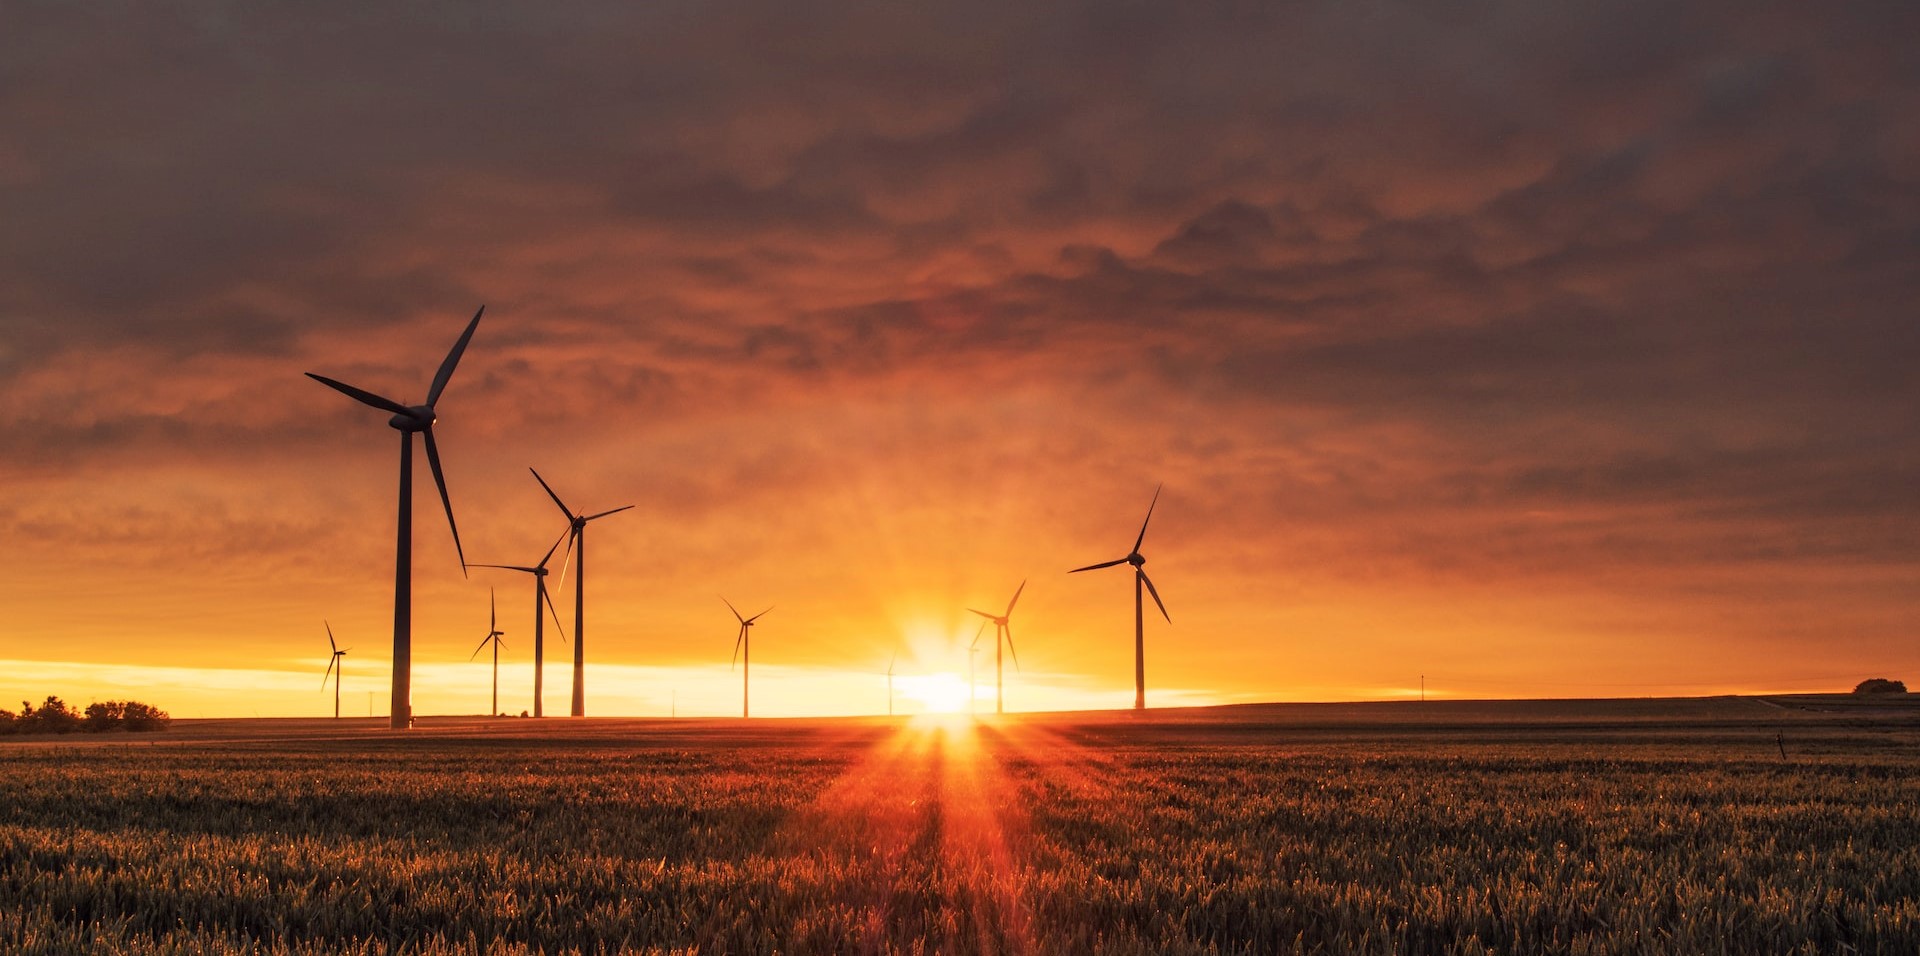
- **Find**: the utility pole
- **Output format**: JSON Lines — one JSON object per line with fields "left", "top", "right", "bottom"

{"left": 1421, "top": 675, "right": 1426, "bottom": 702}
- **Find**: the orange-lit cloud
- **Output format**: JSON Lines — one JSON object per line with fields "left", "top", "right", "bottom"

{"left": 3, "top": 2, "right": 1917, "bottom": 717}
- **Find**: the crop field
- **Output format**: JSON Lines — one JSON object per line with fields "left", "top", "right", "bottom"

{"left": 4, "top": 696, "right": 1919, "bottom": 954}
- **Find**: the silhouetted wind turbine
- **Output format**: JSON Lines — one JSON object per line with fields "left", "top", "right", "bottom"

{"left": 725, "top": 598, "right": 771, "bottom": 719}
{"left": 470, "top": 527, "right": 570, "bottom": 717}
{"left": 469, "top": 588, "right": 507, "bottom": 716}
{"left": 307, "top": 306, "right": 482, "bottom": 729}
{"left": 968, "top": 579, "right": 1025, "bottom": 714}
{"left": 1070, "top": 484, "right": 1170, "bottom": 711}
{"left": 532, "top": 468, "right": 633, "bottom": 717}
{"left": 322, "top": 622, "right": 348, "bottom": 719}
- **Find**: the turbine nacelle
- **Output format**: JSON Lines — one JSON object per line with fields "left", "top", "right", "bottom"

{"left": 387, "top": 406, "right": 437, "bottom": 432}
{"left": 1128, "top": 552, "right": 1145, "bottom": 567}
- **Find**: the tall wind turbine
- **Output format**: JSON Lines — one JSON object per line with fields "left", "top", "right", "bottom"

{"left": 724, "top": 598, "right": 771, "bottom": 719}
{"left": 887, "top": 653, "right": 897, "bottom": 717}
{"left": 307, "top": 306, "right": 483, "bottom": 729}
{"left": 469, "top": 588, "right": 507, "bottom": 716}
{"left": 532, "top": 468, "right": 633, "bottom": 717}
{"left": 968, "top": 579, "right": 1025, "bottom": 714}
{"left": 322, "top": 622, "right": 349, "bottom": 719}
{"left": 1070, "top": 484, "right": 1170, "bottom": 711}
{"left": 470, "top": 527, "right": 570, "bottom": 717}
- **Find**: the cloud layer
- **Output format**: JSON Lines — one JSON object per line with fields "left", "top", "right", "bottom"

{"left": 3, "top": 1, "right": 1916, "bottom": 713}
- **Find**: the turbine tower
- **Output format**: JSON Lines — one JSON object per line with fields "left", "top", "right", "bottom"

{"left": 469, "top": 588, "right": 507, "bottom": 716}
{"left": 887, "top": 653, "right": 897, "bottom": 717}
{"left": 532, "top": 468, "right": 633, "bottom": 717}
{"left": 724, "top": 598, "right": 771, "bottom": 719}
{"left": 307, "top": 306, "right": 482, "bottom": 729}
{"left": 470, "top": 527, "right": 570, "bottom": 717}
{"left": 321, "top": 622, "right": 348, "bottom": 719}
{"left": 1070, "top": 484, "right": 1170, "bottom": 711}
{"left": 967, "top": 579, "right": 1025, "bottom": 714}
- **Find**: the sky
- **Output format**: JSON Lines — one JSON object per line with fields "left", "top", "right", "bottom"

{"left": 3, "top": 1, "right": 1916, "bottom": 719}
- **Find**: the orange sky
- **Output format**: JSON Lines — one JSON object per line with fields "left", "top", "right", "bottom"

{"left": 2, "top": 2, "right": 1916, "bottom": 718}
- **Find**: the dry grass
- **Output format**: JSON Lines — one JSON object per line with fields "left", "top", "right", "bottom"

{"left": 3, "top": 697, "right": 1918, "bottom": 954}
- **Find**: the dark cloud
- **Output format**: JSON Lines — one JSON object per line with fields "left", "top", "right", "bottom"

{"left": 4, "top": 0, "right": 1918, "bottom": 683}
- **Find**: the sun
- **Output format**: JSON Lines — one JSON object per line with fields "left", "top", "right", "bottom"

{"left": 898, "top": 672, "right": 974, "bottom": 714}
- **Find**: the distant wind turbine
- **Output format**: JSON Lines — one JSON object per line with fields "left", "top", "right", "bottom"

{"left": 322, "top": 622, "right": 348, "bottom": 719}
{"left": 469, "top": 588, "right": 507, "bottom": 717}
{"left": 724, "top": 598, "right": 771, "bottom": 719}
{"left": 531, "top": 468, "right": 633, "bottom": 717}
{"left": 470, "top": 527, "right": 570, "bottom": 717}
{"left": 887, "top": 652, "right": 897, "bottom": 717}
{"left": 968, "top": 579, "right": 1025, "bottom": 714}
{"left": 307, "top": 306, "right": 483, "bottom": 729}
{"left": 1070, "top": 484, "right": 1170, "bottom": 711}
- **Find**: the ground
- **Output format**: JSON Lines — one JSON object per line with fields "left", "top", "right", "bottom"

{"left": 4, "top": 695, "right": 1919, "bottom": 954}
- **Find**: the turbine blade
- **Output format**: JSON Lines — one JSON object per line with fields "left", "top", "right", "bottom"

{"left": 585, "top": 504, "right": 635, "bottom": 521}
{"left": 325, "top": 620, "right": 337, "bottom": 653}
{"left": 1132, "top": 483, "right": 1162, "bottom": 554}
{"left": 721, "top": 596, "right": 744, "bottom": 623}
{"left": 888, "top": 652, "right": 896, "bottom": 675}
{"left": 470, "top": 634, "right": 492, "bottom": 661}
{"left": 971, "top": 619, "right": 988, "bottom": 649}
{"left": 322, "top": 655, "right": 336, "bottom": 689}
{"left": 542, "top": 582, "right": 569, "bottom": 643}
{"left": 529, "top": 468, "right": 574, "bottom": 521}
{"left": 489, "top": 587, "right": 497, "bottom": 630}
{"left": 1140, "top": 570, "right": 1171, "bottom": 623}
{"left": 537, "top": 525, "right": 570, "bottom": 569}
{"left": 469, "top": 564, "right": 538, "bottom": 573}
{"left": 1005, "top": 578, "right": 1027, "bottom": 616}
{"left": 306, "top": 373, "right": 411, "bottom": 416}
{"left": 1070, "top": 557, "right": 1129, "bottom": 573}
{"left": 1005, "top": 624, "right": 1020, "bottom": 672}
{"left": 731, "top": 629, "right": 744, "bottom": 670}
{"left": 747, "top": 606, "right": 772, "bottom": 623}
{"left": 551, "top": 528, "right": 577, "bottom": 597}
{"left": 967, "top": 608, "right": 995, "bottom": 619}
{"left": 423, "top": 427, "right": 466, "bottom": 573}
{"left": 426, "top": 305, "right": 484, "bottom": 406}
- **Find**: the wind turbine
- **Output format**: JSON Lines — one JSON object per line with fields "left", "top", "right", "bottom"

{"left": 322, "top": 622, "right": 348, "bottom": 719}
{"left": 307, "top": 306, "right": 483, "bottom": 729}
{"left": 531, "top": 468, "right": 633, "bottom": 717}
{"left": 724, "top": 598, "right": 771, "bottom": 719}
{"left": 887, "top": 652, "right": 897, "bottom": 717}
{"left": 1070, "top": 484, "right": 1170, "bottom": 711}
{"left": 470, "top": 527, "right": 570, "bottom": 717}
{"left": 469, "top": 588, "right": 507, "bottom": 716}
{"left": 968, "top": 580, "right": 1026, "bottom": 715}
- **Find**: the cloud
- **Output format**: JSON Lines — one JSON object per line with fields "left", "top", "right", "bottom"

{"left": 4, "top": 1, "right": 1918, "bottom": 705}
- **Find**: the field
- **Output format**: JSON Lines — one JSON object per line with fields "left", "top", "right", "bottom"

{"left": 4, "top": 696, "right": 1919, "bottom": 954}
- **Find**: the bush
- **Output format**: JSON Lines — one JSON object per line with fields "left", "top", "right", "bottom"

{"left": 1852, "top": 678, "right": 1908, "bottom": 695}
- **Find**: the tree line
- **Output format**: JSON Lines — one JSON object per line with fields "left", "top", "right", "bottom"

{"left": 0, "top": 696, "right": 171, "bottom": 735}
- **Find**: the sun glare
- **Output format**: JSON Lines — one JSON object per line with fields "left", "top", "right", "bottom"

{"left": 898, "top": 672, "right": 973, "bottom": 714}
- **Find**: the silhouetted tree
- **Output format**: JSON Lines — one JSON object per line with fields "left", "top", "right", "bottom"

{"left": 119, "top": 701, "right": 171, "bottom": 731}
{"left": 84, "top": 700, "right": 126, "bottom": 731}
{"left": 23, "top": 696, "right": 80, "bottom": 734}
{"left": 2, "top": 697, "right": 168, "bottom": 734}
{"left": 1853, "top": 678, "right": 1908, "bottom": 695}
